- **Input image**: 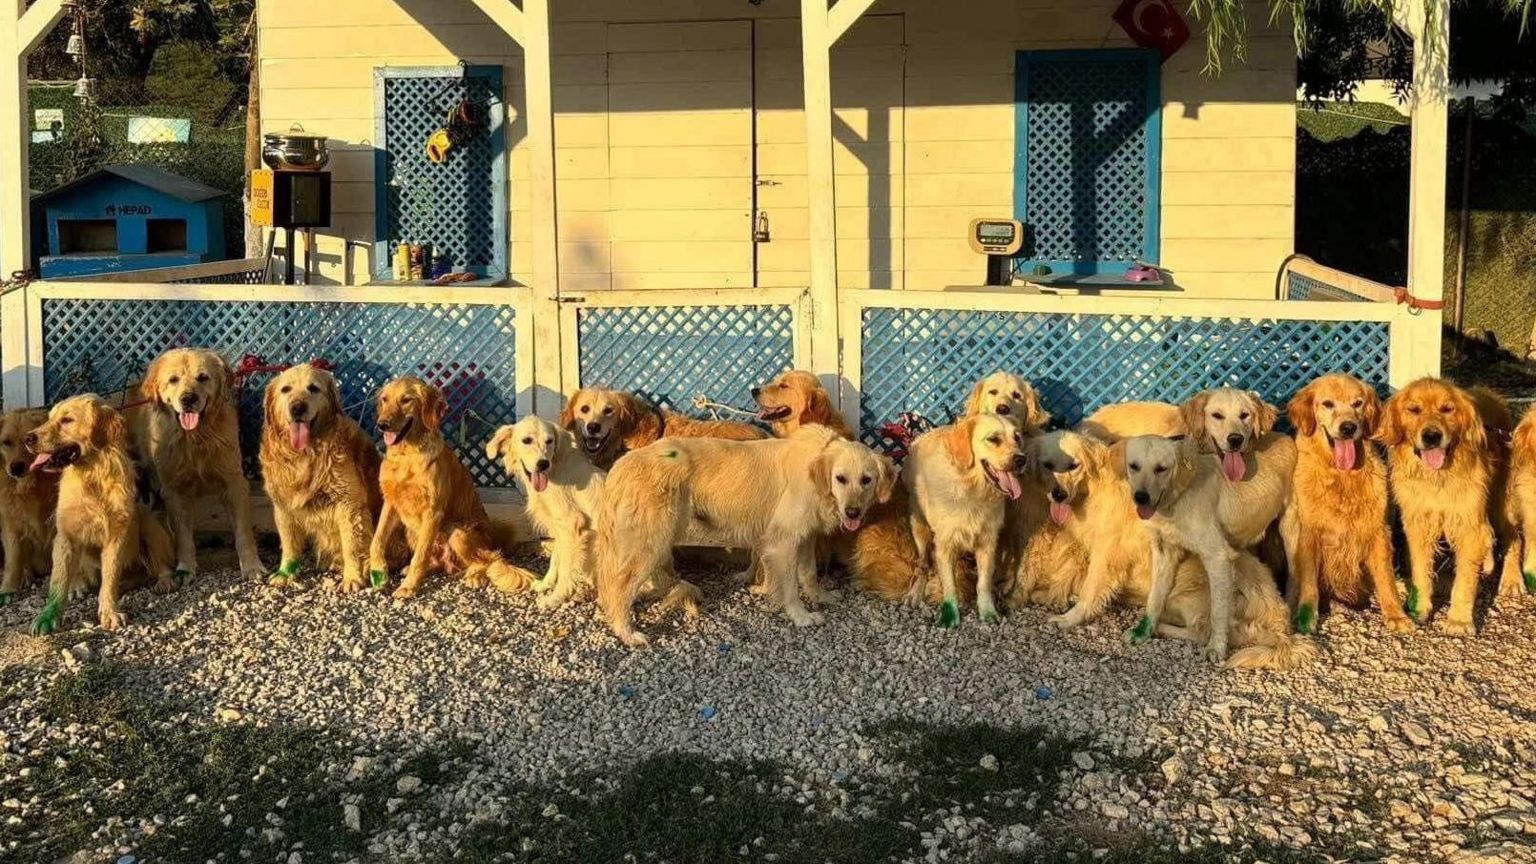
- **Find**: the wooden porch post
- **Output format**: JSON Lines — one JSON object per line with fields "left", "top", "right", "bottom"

{"left": 470, "top": 0, "right": 560, "bottom": 416}
{"left": 801, "top": 0, "right": 877, "bottom": 397}
{"left": 1402, "top": 0, "right": 1449, "bottom": 380}
{"left": 1, "top": 0, "right": 69, "bottom": 408}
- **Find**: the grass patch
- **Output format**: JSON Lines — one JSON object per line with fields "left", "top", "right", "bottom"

{"left": 5, "top": 663, "right": 436, "bottom": 863}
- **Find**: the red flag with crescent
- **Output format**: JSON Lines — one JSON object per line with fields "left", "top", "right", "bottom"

{"left": 1112, "top": 0, "right": 1190, "bottom": 60}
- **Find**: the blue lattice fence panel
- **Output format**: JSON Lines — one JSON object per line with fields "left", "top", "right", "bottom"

{"left": 41, "top": 299, "right": 518, "bottom": 487}
{"left": 1286, "top": 270, "right": 1372, "bottom": 302}
{"left": 577, "top": 305, "right": 794, "bottom": 419}
{"left": 1016, "top": 49, "right": 1159, "bottom": 273}
{"left": 859, "top": 308, "right": 1390, "bottom": 451}
{"left": 375, "top": 66, "right": 506, "bottom": 278}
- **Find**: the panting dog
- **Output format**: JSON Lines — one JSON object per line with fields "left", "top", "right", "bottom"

{"left": 370, "top": 377, "right": 535, "bottom": 599}
{"left": 559, "top": 387, "right": 766, "bottom": 471}
{"left": 26, "top": 395, "right": 175, "bottom": 633}
{"left": 132, "top": 347, "right": 264, "bottom": 582}
{"left": 0, "top": 408, "right": 59, "bottom": 604}
{"left": 752, "top": 370, "right": 853, "bottom": 439}
{"left": 259, "top": 363, "right": 384, "bottom": 592}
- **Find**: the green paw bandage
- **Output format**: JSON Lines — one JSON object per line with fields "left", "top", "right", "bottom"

{"left": 1129, "top": 615, "right": 1153, "bottom": 644}
{"left": 32, "top": 591, "right": 62, "bottom": 636}
{"left": 1524, "top": 571, "right": 1536, "bottom": 594}
{"left": 269, "top": 560, "right": 301, "bottom": 585}
{"left": 1294, "top": 603, "right": 1316, "bottom": 635}
{"left": 173, "top": 568, "right": 190, "bottom": 588}
{"left": 0, "top": 592, "right": 12, "bottom": 608}
{"left": 369, "top": 569, "right": 388, "bottom": 590}
{"left": 937, "top": 599, "right": 960, "bottom": 629}
{"left": 1404, "top": 585, "right": 1423, "bottom": 620}
{"left": 981, "top": 608, "right": 1001, "bottom": 624}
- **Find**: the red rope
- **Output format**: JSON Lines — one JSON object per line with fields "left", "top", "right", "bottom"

{"left": 1393, "top": 287, "right": 1445, "bottom": 311}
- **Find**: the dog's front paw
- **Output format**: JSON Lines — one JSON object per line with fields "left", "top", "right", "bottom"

{"left": 1126, "top": 614, "right": 1153, "bottom": 645}
{"left": 30, "top": 593, "right": 63, "bottom": 635}
{"left": 0, "top": 592, "right": 13, "bottom": 608}
{"left": 1524, "top": 570, "right": 1536, "bottom": 595}
{"left": 339, "top": 574, "right": 365, "bottom": 594}
{"left": 1203, "top": 639, "right": 1229, "bottom": 665}
{"left": 806, "top": 587, "right": 840, "bottom": 607}
{"left": 240, "top": 560, "right": 266, "bottom": 582}
{"left": 1383, "top": 613, "right": 1415, "bottom": 634}
{"left": 978, "top": 604, "right": 1002, "bottom": 624}
{"left": 369, "top": 569, "right": 389, "bottom": 591}
{"left": 98, "top": 608, "right": 128, "bottom": 631}
{"left": 463, "top": 572, "right": 489, "bottom": 590}
{"left": 1048, "top": 612, "right": 1081, "bottom": 630}
{"left": 617, "top": 630, "right": 650, "bottom": 649}
{"left": 536, "top": 591, "right": 569, "bottom": 611}
{"left": 936, "top": 599, "right": 960, "bottom": 629}
{"left": 1403, "top": 586, "right": 1431, "bottom": 624}
{"left": 1440, "top": 616, "right": 1476, "bottom": 636}
{"left": 153, "top": 574, "right": 177, "bottom": 595}
{"left": 1292, "top": 603, "right": 1316, "bottom": 636}
{"left": 531, "top": 575, "right": 556, "bottom": 594}
{"left": 789, "top": 609, "right": 825, "bottom": 627}
{"left": 391, "top": 585, "right": 417, "bottom": 601}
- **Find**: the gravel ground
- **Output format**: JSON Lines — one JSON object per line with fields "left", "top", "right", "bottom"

{"left": 3, "top": 549, "right": 1536, "bottom": 864}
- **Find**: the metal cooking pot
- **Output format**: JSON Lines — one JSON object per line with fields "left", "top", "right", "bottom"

{"left": 262, "top": 124, "right": 329, "bottom": 171}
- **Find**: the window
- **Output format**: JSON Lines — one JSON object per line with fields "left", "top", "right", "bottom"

{"left": 146, "top": 218, "right": 188, "bottom": 252}
{"left": 58, "top": 219, "right": 118, "bottom": 254}
{"left": 1013, "top": 49, "right": 1161, "bottom": 277}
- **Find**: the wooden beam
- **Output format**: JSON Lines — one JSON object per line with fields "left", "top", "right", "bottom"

{"left": 801, "top": 0, "right": 840, "bottom": 388}
{"left": 17, "top": 0, "right": 66, "bottom": 56}
{"left": 1403, "top": 0, "right": 1449, "bottom": 379}
{"left": 467, "top": 0, "right": 524, "bottom": 45}
{"left": 827, "top": 0, "right": 879, "bottom": 46}
{"left": 521, "top": 0, "right": 563, "bottom": 416}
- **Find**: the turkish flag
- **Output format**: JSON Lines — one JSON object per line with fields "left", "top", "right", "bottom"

{"left": 1112, "top": 0, "right": 1190, "bottom": 60}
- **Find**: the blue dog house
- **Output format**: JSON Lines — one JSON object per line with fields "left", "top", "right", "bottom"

{"left": 32, "top": 164, "right": 227, "bottom": 278}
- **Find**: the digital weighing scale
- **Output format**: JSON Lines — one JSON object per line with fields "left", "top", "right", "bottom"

{"left": 968, "top": 218, "right": 1023, "bottom": 286}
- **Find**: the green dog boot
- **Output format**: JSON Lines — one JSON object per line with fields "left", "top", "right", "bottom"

{"left": 1524, "top": 570, "right": 1536, "bottom": 595}
{"left": 0, "top": 592, "right": 12, "bottom": 608}
{"left": 1293, "top": 603, "right": 1316, "bottom": 636}
{"left": 369, "top": 569, "right": 389, "bottom": 590}
{"left": 31, "top": 591, "right": 63, "bottom": 636}
{"left": 1404, "top": 585, "right": 1425, "bottom": 622}
{"left": 268, "top": 560, "right": 302, "bottom": 587}
{"left": 1127, "top": 614, "right": 1153, "bottom": 644}
{"left": 937, "top": 599, "right": 960, "bottom": 629}
{"left": 173, "top": 568, "right": 190, "bottom": 588}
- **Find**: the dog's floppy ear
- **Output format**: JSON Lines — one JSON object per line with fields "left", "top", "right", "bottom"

{"left": 486, "top": 425, "right": 516, "bottom": 460}
{"left": 89, "top": 399, "right": 125, "bottom": 452}
{"left": 1249, "top": 392, "right": 1279, "bottom": 437}
{"left": 807, "top": 451, "right": 833, "bottom": 500}
{"left": 943, "top": 416, "right": 978, "bottom": 470}
{"left": 873, "top": 452, "right": 897, "bottom": 504}
{"left": 321, "top": 371, "right": 343, "bottom": 424}
{"left": 138, "top": 352, "right": 165, "bottom": 401}
{"left": 1286, "top": 382, "right": 1317, "bottom": 438}
{"left": 557, "top": 392, "right": 578, "bottom": 431}
{"left": 961, "top": 376, "right": 988, "bottom": 418}
{"left": 419, "top": 383, "right": 447, "bottom": 433}
{"left": 263, "top": 377, "right": 282, "bottom": 426}
{"left": 1077, "top": 435, "right": 1107, "bottom": 477}
{"left": 1023, "top": 383, "right": 1052, "bottom": 433}
{"left": 1373, "top": 394, "right": 1406, "bottom": 446}
{"left": 1360, "top": 386, "right": 1382, "bottom": 438}
{"left": 213, "top": 351, "right": 235, "bottom": 395}
{"left": 804, "top": 379, "right": 834, "bottom": 425}
{"left": 1455, "top": 387, "right": 1487, "bottom": 453}
{"left": 1178, "top": 392, "right": 1209, "bottom": 441}
{"left": 1107, "top": 438, "right": 1129, "bottom": 478}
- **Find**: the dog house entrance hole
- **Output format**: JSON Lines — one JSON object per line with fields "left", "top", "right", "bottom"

{"left": 147, "top": 218, "right": 189, "bottom": 253}
{"left": 58, "top": 219, "right": 118, "bottom": 254}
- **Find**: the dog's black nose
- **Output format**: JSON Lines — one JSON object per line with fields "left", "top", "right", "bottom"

{"left": 1225, "top": 433, "right": 1244, "bottom": 450}
{"left": 750, "top": 386, "right": 760, "bottom": 397}
{"left": 1133, "top": 490, "right": 1151, "bottom": 505}
{"left": 1049, "top": 488, "right": 1068, "bottom": 503}
{"left": 289, "top": 402, "right": 308, "bottom": 419}
{"left": 24, "top": 432, "right": 37, "bottom": 448}
{"left": 1422, "top": 427, "right": 1444, "bottom": 446}
{"left": 585, "top": 421, "right": 602, "bottom": 434}
{"left": 179, "top": 392, "right": 198, "bottom": 409}
{"left": 1338, "top": 421, "right": 1358, "bottom": 438}
{"left": 1011, "top": 454, "right": 1028, "bottom": 471}
{"left": 844, "top": 506, "right": 861, "bottom": 518}
{"left": 8, "top": 461, "right": 26, "bottom": 478}
{"left": 995, "top": 404, "right": 1010, "bottom": 415}
{"left": 376, "top": 420, "right": 391, "bottom": 432}
{"left": 535, "top": 458, "right": 550, "bottom": 471}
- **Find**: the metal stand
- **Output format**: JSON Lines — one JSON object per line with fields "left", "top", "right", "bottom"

{"left": 985, "top": 254, "right": 1010, "bottom": 287}
{"left": 283, "top": 226, "right": 296, "bottom": 285}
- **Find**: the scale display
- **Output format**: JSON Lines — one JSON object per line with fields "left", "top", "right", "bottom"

{"left": 968, "top": 218, "right": 1023, "bottom": 255}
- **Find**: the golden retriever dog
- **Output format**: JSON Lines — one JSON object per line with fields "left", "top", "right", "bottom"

{"left": 1077, "top": 401, "right": 1184, "bottom": 442}
{"left": 259, "top": 363, "right": 383, "bottom": 592}
{"left": 752, "top": 370, "right": 853, "bottom": 438}
{"left": 487, "top": 415, "right": 606, "bottom": 610}
{"left": 25, "top": 395, "right": 174, "bottom": 633}
{"left": 1285, "top": 374, "right": 1408, "bottom": 633}
{"left": 1034, "top": 431, "right": 1312, "bottom": 669}
{"left": 596, "top": 426, "right": 893, "bottom": 647}
{"left": 559, "top": 387, "right": 766, "bottom": 471}
{"left": 1499, "top": 408, "right": 1536, "bottom": 601}
{"left": 902, "top": 414, "right": 1028, "bottom": 626}
{"left": 369, "top": 377, "right": 535, "bottom": 599}
{"left": 133, "top": 347, "right": 263, "bottom": 582}
{"left": 0, "top": 408, "right": 59, "bottom": 603}
{"left": 1377, "top": 378, "right": 1512, "bottom": 633}
{"left": 1121, "top": 433, "right": 1295, "bottom": 663}
{"left": 962, "top": 371, "right": 1053, "bottom": 428}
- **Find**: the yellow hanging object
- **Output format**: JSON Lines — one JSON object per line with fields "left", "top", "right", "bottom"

{"left": 425, "top": 128, "right": 453, "bottom": 164}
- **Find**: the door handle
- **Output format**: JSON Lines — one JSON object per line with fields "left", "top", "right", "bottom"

{"left": 755, "top": 178, "right": 780, "bottom": 187}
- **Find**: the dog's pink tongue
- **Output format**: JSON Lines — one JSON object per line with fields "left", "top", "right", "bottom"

{"left": 382, "top": 430, "right": 399, "bottom": 447}
{"left": 1221, "top": 451, "right": 1247, "bottom": 482}
{"left": 997, "top": 470, "right": 1022, "bottom": 501}
{"left": 1421, "top": 447, "right": 1447, "bottom": 470}
{"left": 1135, "top": 503, "right": 1156, "bottom": 520}
{"left": 289, "top": 421, "right": 311, "bottom": 452}
{"left": 531, "top": 470, "right": 549, "bottom": 493}
{"left": 1049, "top": 501, "right": 1071, "bottom": 526}
{"left": 1332, "top": 438, "right": 1357, "bottom": 471}
{"left": 178, "top": 411, "right": 200, "bottom": 431}
{"left": 28, "top": 452, "right": 51, "bottom": 472}
{"left": 841, "top": 515, "right": 862, "bottom": 532}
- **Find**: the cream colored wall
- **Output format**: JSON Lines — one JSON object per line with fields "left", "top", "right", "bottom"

{"left": 257, "top": 0, "right": 1294, "bottom": 299}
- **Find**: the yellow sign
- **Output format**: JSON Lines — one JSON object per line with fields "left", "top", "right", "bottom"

{"left": 249, "top": 170, "right": 274, "bottom": 227}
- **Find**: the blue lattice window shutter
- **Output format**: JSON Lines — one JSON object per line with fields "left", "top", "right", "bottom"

{"left": 1013, "top": 49, "right": 1162, "bottom": 277}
